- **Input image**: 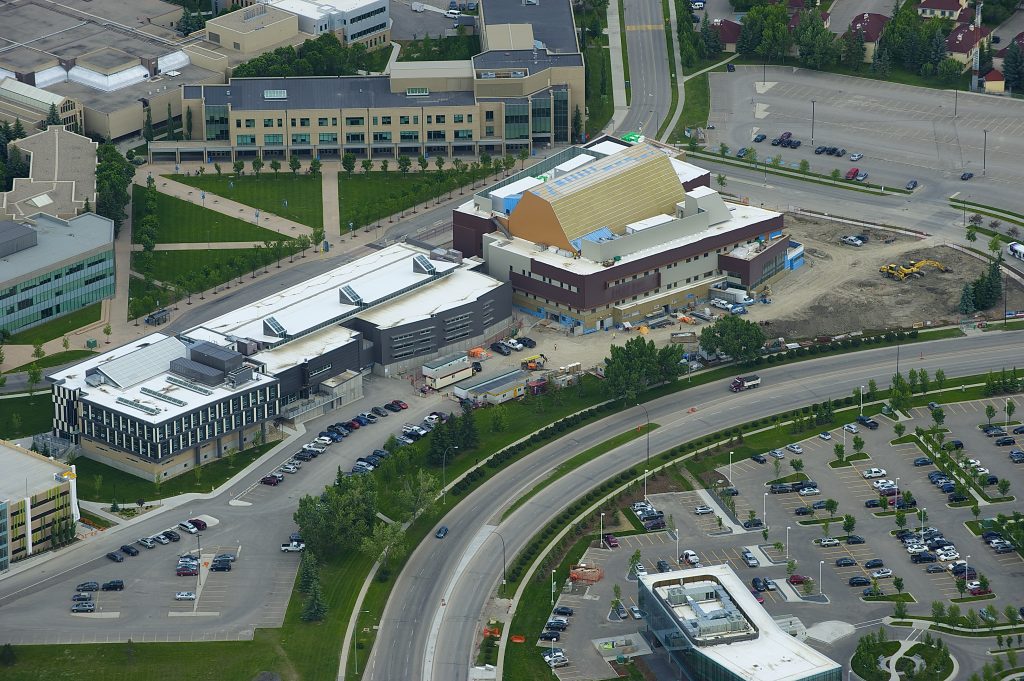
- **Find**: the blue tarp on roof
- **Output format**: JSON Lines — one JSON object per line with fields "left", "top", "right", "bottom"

{"left": 570, "top": 227, "right": 615, "bottom": 252}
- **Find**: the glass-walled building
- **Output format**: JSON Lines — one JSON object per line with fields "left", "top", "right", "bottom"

{"left": 637, "top": 565, "right": 843, "bottom": 681}
{"left": 0, "top": 213, "right": 114, "bottom": 338}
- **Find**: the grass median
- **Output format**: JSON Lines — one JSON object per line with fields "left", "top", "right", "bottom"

{"left": 5, "top": 350, "right": 95, "bottom": 374}
{"left": 167, "top": 173, "right": 324, "bottom": 230}
{"left": 4, "top": 303, "right": 102, "bottom": 345}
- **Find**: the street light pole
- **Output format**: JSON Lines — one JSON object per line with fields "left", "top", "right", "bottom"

{"left": 763, "top": 492, "right": 768, "bottom": 529}
{"left": 729, "top": 450, "right": 733, "bottom": 485}
{"left": 983, "top": 129, "right": 988, "bottom": 175}
{"left": 637, "top": 403, "right": 650, "bottom": 468}
{"left": 819, "top": 560, "right": 824, "bottom": 596}
{"left": 600, "top": 512, "right": 605, "bottom": 548}
{"left": 786, "top": 526, "right": 791, "bottom": 561}
{"left": 810, "top": 100, "right": 815, "bottom": 146}
{"left": 551, "top": 569, "right": 556, "bottom": 606}
{"left": 442, "top": 445, "right": 459, "bottom": 504}
{"left": 492, "top": 530, "right": 507, "bottom": 597}
{"left": 859, "top": 385, "right": 865, "bottom": 416}
{"left": 644, "top": 469, "right": 649, "bottom": 501}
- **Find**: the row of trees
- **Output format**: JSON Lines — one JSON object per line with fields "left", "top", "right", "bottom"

{"left": 959, "top": 256, "right": 1004, "bottom": 316}
{"left": 872, "top": 0, "right": 964, "bottom": 83}
{"left": 95, "top": 144, "right": 135, "bottom": 237}
{"left": 602, "top": 336, "right": 686, "bottom": 403}
{"left": 1003, "top": 42, "right": 1024, "bottom": 92}
{"left": 0, "top": 118, "right": 30, "bottom": 192}
{"left": 233, "top": 33, "right": 373, "bottom": 78}
{"left": 427, "top": 403, "right": 480, "bottom": 466}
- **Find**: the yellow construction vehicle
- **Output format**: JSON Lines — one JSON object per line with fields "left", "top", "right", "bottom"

{"left": 880, "top": 263, "right": 902, "bottom": 279}
{"left": 906, "top": 259, "right": 950, "bottom": 274}
{"left": 880, "top": 259, "right": 950, "bottom": 281}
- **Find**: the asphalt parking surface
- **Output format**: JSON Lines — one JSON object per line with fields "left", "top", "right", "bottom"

{"left": 0, "top": 379, "right": 449, "bottom": 644}
{"left": 546, "top": 398, "right": 1024, "bottom": 671}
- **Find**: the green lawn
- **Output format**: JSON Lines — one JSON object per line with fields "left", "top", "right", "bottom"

{"left": 5, "top": 350, "right": 95, "bottom": 374}
{"left": 132, "top": 184, "right": 290, "bottom": 245}
{"left": 133, "top": 249, "right": 265, "bottom": 288}
{"left": 397, "top": 35, "right": 481, "bottom": 61}
{"left": 4, "top": 303, "right": 102, "bottom": 345}
{"left": 0, "top": 394, "right": 56, "bottom": 439}
{"left": 168, "top": 173, "right": 324, "bottom": 229}
{"left": 127, "top": 276, "right": 177, "bottom": 318}
{"left": 73, "top": 442, "right": 277, "bottom": 502}
{"left": 338, "top": 170, "right": 476, "bottom": 233}
{"left": 584, "top": 44, "right": 614, "bottom": 136}
{"left": 670, "top": 73, "right": 710, "bottom": 144}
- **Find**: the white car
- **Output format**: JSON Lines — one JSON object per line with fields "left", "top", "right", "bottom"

{"left": 682, "top": 550, "right": 699, "bottom": 565}
{"left": 634, "top": 563, "right": 648, "bottom": 577}
{"left": 177, "top": 521, "right": 198, "bottom": 534}
{"left": 872, "top": 479, "right": 895, "bottom": 489}
{"left": 850, "top": 153, "right": 864, "bottom": 161}
{"left": 280, "top": 464, "right": 298, "bottom": 474}
{"left": 314, "top": 436, "right": 333, "bottom": 446}
{"left": 820, "top": 537, "right": 840, "bottom": 547}
{"left": 862, "top": 468, "right": 887, "bottom": 479}
{"left": 973, "top": 467, "right": 990, "bottom": 475}
{"left": 786, "top": 444, "right": 803, "bottom": 454}
{"left": 938, "top": 550, "right": 960, "bottom": 561}
{"left": 152, "top": 534, "right": 170, "bottom": 545}
{"left": 768, "top": 449, "right": 785, "bottom": 459}
{"left": 175, "top": 591, "right": 197, "bottom": 601}
{"left": 947, "top": 560, "right": 967, "bottom": 572}
{"left": 694, "top": 505, "right": 714, "bottom": 515}
{"left": 872, "top": 568, "right": 894, "bottom": 579}
{"left": 962, "top": 459, "right": 981, "bottom": 469}
{"left": 798, "top": 487, "right": 821, "bottom": 496}
{"left": 906, "top": 544, "right": 927, "bottom": 554}
{"left": 818, "top": 432, "right": 832, "bottom": 441}
{"left": 843, "top": 423, "right": 859, "bottom": 433}
{"left": 966, "top": 580, "right": 982, "bottom": 590}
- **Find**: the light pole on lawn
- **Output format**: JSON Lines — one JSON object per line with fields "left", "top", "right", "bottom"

{"left": 353, "top": 608, "right": 370, "bottom": 673}
{"left": 729, "top": 450, "right": 733, "bottom": 487}
{"left": 550, "top": 569, "right": 556, "bottom": 606}
{"left": 491, "top": 530, "right": 507, "bottom": 597}
{"left": 636, "top": 403, "right": 651, "bottom": 468}
{"left": 810, "top": 100, "right": 816, "bottom": 146}
{"left": 442, "top": 445, "right": 459, "bottom": 504}
{"left": 859, "top": 385, "right": 866, "bottom": 415}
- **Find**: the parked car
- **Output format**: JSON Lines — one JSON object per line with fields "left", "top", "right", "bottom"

{"left": 819, "top": 537, "right": 839, "bottom": 547}
{"left": 188, "top": 518, "right": 208, "bottom": 531}
{"left": 845, "top": 167, "right": 859, "bottom": 180}
{"left": 865, "top": 559, "right": 884, "bottom": 569}
{"left": 795, "top": 506, "right": 814, "bottom": 516}
{"left": 753, "top": 134, "right": 767, "bottom": 143}
{"left": 818, "top": 432, "right": 832, "bottom": 441}
{"left": 552, "top": 606, "right": 574, "bottom": 616}
{"left": 260, "top": 476, "right": 280, "bottom": 486}
{"left": 751, "top": 454, "right": 767, "bottom": 464}
{"left": 849, "top": 576, "right": 871, "bottom": 586}
{"left": 76, "top": 581, "right": 99, "bottom": 592}
{"left": 905, "top": 179, "right": 919, "bottom": 190}
{"left": 120, "top": 544, "right": 140, "bottom": 556}
{"left": 995, "top": 437, "right": 1016, "bottom": 446}
{"left": 175, "top": 591, "right": 197, "bottom": 601}
{"left": 788, "top": 574, "right": 807, "bottom": 585}
{"left": 694, "top": 505, "right": 713, "bottom": 515}
{"left": 872, "top": 568, "right": 894, "bottom": 579}
{"left": 101, "top": 580, "right": 124, "bottom": 591}
{"left": 71, "top": 602, "right": 96, "bottom": 613}
{"left": 913, "top": 457, "right": 933, "bottom": 467}
{"left": 106, "top": 552, "right": 124, "bottom": 562}
{"left": 835, "top": 557, "right": 857, "bottom": 567}
{"left": 539, "top": 631, "right": 561, "bottom": 641}
{"left": 176, "top": 566, "right": 198, "bottom": 576}
{"left": 786, "top": 443, "right": 803, "bottom": 454}
{"left": 961, "top": 172, "right": 974, "bottom": 181}
{"left": 178, "top": 521, "right": 198, "bottom": 534}
{"left": 490, "top": 342, "right": 511, "bottom": 356}
{"left": 72, "top": 592, "right": 93, "bottom": 602}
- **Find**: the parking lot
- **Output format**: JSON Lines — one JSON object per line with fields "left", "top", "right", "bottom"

{"left": 0, "top": 378, "right": 451, "bottom": 644}
{"left": 709, "top": 67, "right": 1024, "bottom": 206}
{"left": 542, "top": 397, "right": 1024, "bottom": 674}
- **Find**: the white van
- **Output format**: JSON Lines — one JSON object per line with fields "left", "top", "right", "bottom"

{"left": 444, "top": 9, "right": 460, "bottom": 17}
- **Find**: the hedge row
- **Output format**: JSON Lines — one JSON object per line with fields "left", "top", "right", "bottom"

{"left": 448, "top": 402, "right": 620, "bottom": 497}
{"left": 757, "top": 330, "right": 919, "bottom": 366}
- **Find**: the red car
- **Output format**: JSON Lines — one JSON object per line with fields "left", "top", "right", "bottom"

{"left": 176, "top": 566, "right": 198, "bottom": 576}
{"left": 970, "top": 587, "right": 992, "bottom": 596}
{"left": 845, "top": 167, "right": 859, "bottom": 180}
{"left": 788, "top": 574, "right": 807, "bottom": 585}
{"left": 260, "top": 476, "right": 280, "bottom": 486}
{"left": 188, "top": 518, "right": 207, "bottom": 531}
{"left": 750, "top": 590, "right": 765, "bottom": 604}
{"left": 347, "top": 420, "right": 361, "bottom": 429}
{"left": 392, "top": 399, "right": 409, "bottom": 410}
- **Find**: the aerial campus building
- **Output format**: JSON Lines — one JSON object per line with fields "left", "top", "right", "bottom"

{"left": 638, "top": 564, "right": 842, "bottom": 681}
{"left": 453, "top": 136, "right": 803, "bottom": 332}
{"left": 150, "top": 0, "right": 585, "bottom": 163}
{"left": 0, "top": 126, "right": 113, "bottom": 338}
{"left": 0, "top": 440, "right": 80, "bottom": 572}
{"left": 49, "top": 243, "right": 511, "bottom": 480}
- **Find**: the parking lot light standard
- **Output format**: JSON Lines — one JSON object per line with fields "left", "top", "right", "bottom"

{"left": 550, "top": 569, "right": 556, "bottom": 606}
{"left": 636, "top": 403, "right": 651, "bottom": 468}
{"left": 763, "top": 493, "right": 768, "bottom": 530}
{"left": 859, "top": 385, "right": 866, "bottom": 416}
{"left": 644, "top": 469, "right": 649, "bottom": 502}
{"left": 441, "top": 445, "right": 459, "bottom": 505}
{"left": 818, "top": 560, "right": 824, "bottom": 596}
{"left": 786, "top": 526, "right": 791, "bottom": 561}
{"left": 600, "top": 513, "right": 605, "bottom": 548}
{"left": 729, "top": 450, "right": 733, "bottom": 486}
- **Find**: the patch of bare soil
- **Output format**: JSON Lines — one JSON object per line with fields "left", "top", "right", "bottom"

{"left": 745, "top": 216, "right": 1024, "bottom": 339}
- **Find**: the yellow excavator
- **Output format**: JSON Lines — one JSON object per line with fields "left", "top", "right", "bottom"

{"left": 880, "top": 259, "right": 950, "bottom": 281}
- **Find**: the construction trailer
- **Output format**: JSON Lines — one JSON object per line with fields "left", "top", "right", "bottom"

{"left": 422, "top": 352, "right": 474, "bottom": 389}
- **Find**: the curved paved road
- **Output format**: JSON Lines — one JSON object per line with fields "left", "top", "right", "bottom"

{"left": 364, "top": 330, "right": 1023, "bottom": 681}
{"left": 617, "top": 0, "right": 673, "bottom": 136}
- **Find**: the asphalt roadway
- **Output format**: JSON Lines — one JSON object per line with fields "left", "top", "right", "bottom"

{"left": 364, "top": 330, "right": 1024, "bottom": 681}
{"left": 616, "top": 0, "right": 674, "bottom": 137}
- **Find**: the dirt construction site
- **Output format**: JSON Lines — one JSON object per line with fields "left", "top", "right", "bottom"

{"left": 509, "top": 214, "right": 1024, "bottom": 374}
{"left": 743, "top": 214, "right": 1024, "bottom": 339}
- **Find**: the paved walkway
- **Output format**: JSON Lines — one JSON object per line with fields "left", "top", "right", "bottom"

{"left": 129, "top": 241, "right": 281, "bottom": 251}
{"left": 658, "top": 0, "right": 687, "bottom": 142}
{"left": 607, "top": 0, "right": 629, "bottom": 133}
{"left": 321, "top": 165, "right": 340, "bottom": 236}
{"left": 137, "top": 168, "right": 315, "bottom": 238}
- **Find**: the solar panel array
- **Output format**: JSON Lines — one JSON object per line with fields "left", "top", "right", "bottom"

{"left": 167, "top": 375, "right": 213, "bottom": 396}
{"left": 116, "top": 396, "right": 161, "bottom": 415}
{"left": 140, "top": 387, "right": 187, "bottom": 407}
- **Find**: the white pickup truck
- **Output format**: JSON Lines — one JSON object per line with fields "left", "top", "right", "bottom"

{"left": 280, "top": 541, "right": 306, "bottom": 552}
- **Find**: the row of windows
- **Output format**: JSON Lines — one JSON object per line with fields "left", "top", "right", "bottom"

{"left": 351, "top": 4, "right": 386, "bottom": 23}
{"left": 351, "top": 21, "right": 387, "bottom": 40}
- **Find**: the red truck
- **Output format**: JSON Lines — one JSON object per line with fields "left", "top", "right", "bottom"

{"left": 730, "top": 375, "right": 761, "bottom": 392}
{"left": 603, "top": 534, "right": 619, "bottom": 548}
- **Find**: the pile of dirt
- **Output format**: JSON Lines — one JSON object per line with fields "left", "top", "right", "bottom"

{"left": 748, "top": 215, "right": 1024, "bottom": 339}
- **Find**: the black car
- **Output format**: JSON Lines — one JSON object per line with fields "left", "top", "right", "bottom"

{"left": 961, "top": 172, "right": 974, "bottom": 181}
{"left": 120, "top": 544, "right": 139, "bottom": 556}
{"left": 847, "top": 535, "right": 866, "bottom": 545}
{"left": 752, "top": 577, "right": 767, "bottom": 591}
{"left": 490, "top": 342, "right": 511, "bottom": 356}
{"left": 982, "top": 531, "right": 1003, "bottom": 540}
{"left": 771, "top": 138, "right": 781, "bottom": 146}
{"left": 72, "top": 593, "right": 93, "bottom": 602}
{"left": 657, "top": 559, "right": 671, "bottom": 573}
{"left": 995, "top": 437, "right": 1016, "bottom": 446}
{"left": 982, "top": 474, "right": 999, "bottom": 486}
{"left": 865, "top": 559, "right": 884, "bottom": 569}
{"left": 76, "top": 581, "right": 99, "bottom": 592}
{"left": 770, "top": 484, "right": 792, "bottom": 494}
{"left": 791, "top": 480, "right": 817, "bottom": 491}
{"left": 795, "top": 506, "right": 813, "bottom": 516}
{"left": 471, "top": 361, "right": 482, "bottom": 373}
{"left": 814, "top": 146, "right": 826, "bottom": 154}
{"left": 913, "top": 457, "right": 933, "bottom": 467}
{"left": 836, "top": 557, "right": 857, "bottom": 567}
{"left": 101, "top": 580, "right": 124, "bottom": 591}
{"left": 811, "top": 500, "right": 828, "bottom": 510}
{"left": 864, "top": 499, "right": 881, "bottom": 508}
{"left": 519, "top": 337, "right": 537, "bottom": 348}
{"left": 1013, "top": 425, "right": 1024, "bottom": 435}
{"left": 726, "top": 63, "right": 736, "bottom": 72}
{"left": 912, "top": 552, "right": 937, "bottom": 563}
{"left": 539, "top": 631, "right": 561, "bottom": 641}
{"left": 790, "top": 140, "right": 802, "bottom": 149}
{"left": 895, "top": 498, "right": 918, "bottom": 509}
{"left": 210, "top": 561, "right": 232, "bottom": 572}
{"left": 370, "top": 406, "right": 389, "bottom": 418}
{"left": 849, "top": 576, "right": 871, "bottom": 587}
{"left": 949, "top": 492, "right": 969, "bottom": 503}
{"left": 751, "top": 454, "right": 767, "bottom": 464}
{"left": 552, "top": 606, "right": 574, "bottom": 616}
{"left": 944, "top": 440, "right": 964, "bottom": 450}
{"left": 645, "top": 519, "right": 666, "bottom": 531}
{"left": 743, "top": 518, "right": 764, "bottom": 529}
{"left": 163, "top": 530, "right": 181, "bottom": 542}
{"left": 545, "top": 621, "right": 568, "bottom": 632}
{"left": 721, "top": 487, "right": 739, "bottom": 496}
{"left": 906, "top": 179, "right": 919, "bottom": 190}
{"left": 106, "top": 552, "right": 124, "bottom": 562}
{"left": 753, "top": 134, "right": 767, "bottom": 143}
{"left": 927, "top": 539, "right": 953, "bottom": 551}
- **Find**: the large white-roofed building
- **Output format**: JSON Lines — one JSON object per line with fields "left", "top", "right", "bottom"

{"left": 638, "top": 564, "right": 842, "bottom": 681}
{"left": 49, "top": 243, "right": 511, "bottom": 478}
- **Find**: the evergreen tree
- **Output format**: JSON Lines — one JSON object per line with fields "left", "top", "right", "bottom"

{"left": 987, "top": 259, "right": 1003, "bottom": 305}
{"left": 11, "top": 118, "right": 25, "bottom": 139}
{"left": 45, "top": 102, "right": 61, "bottom": 126}
{"left": 843, "top": 29, "right": 866, "bottom": 69}
{"left": 300, "top": 580, "right": 327, "bottom": 621}
{"left": 143, "top": 108, "right": 154, "bottom": 142}
{"left": 701, "top": 13, "right": 721, "bottom": 57}
{"left": 1004, "top": 41, "right": 1024, "bottom": 91}
{"left": 459, "top": 400, "right": 479, "bottom": 450}
{"left": 298, "top": 550, "right": 319, "bottom": 593}
{"left": 959, "top": 283, "right": 975, "bottom": 316}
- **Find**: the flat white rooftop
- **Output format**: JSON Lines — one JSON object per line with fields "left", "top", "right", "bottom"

{"left": 184, "top": 243, "right": 460, "bottom": 345}
{"left": 50, "top": 334, "right": 276, "bottom": 424}
{"left": 0, "top": 440, "right": 73, "bottom": 502}
{"left": 251, "top": 325, "right": 360, "bottom": 375}
{"left": 271, "top": 0, "right": 379, "bottom": 18}
{"left": 670, "top": 157, "right": 711, "bottom": 185}
{"left": 356, "top": 268, "right": 502, "bottom": 330}
{"left": 640, "top": 564, "right": 840, "bottom": 681}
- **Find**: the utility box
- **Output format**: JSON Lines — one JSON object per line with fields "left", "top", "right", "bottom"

{"left": 86, "top": 338, "right": 98, "bottom": 349}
